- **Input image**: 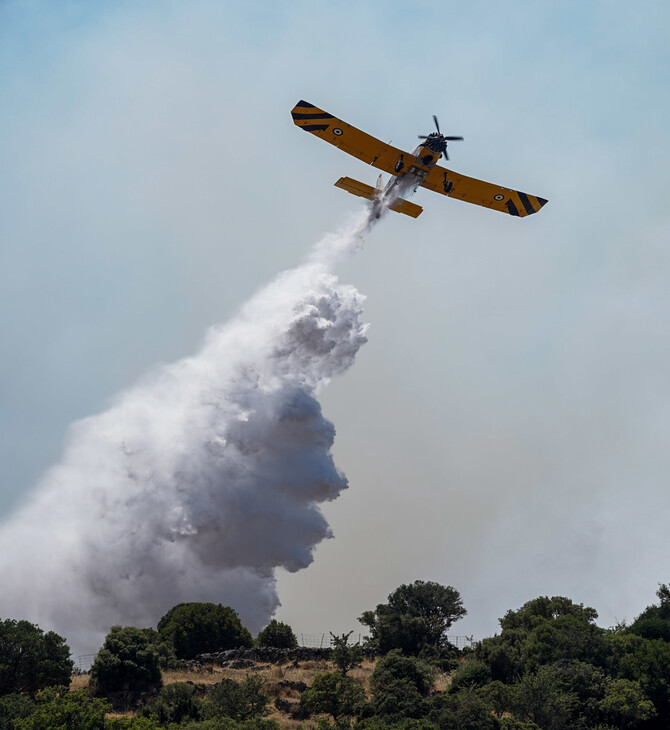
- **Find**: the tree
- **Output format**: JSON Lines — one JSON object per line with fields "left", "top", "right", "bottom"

{"left": 629, "top": 583, "right": 670, "bottom": 641}
{"left": 599, "top": 678, "right": 656, "bottom": 729}
{"left": 256, "top": 620, "right": 297, "bottom": 649}
{"left": 499, "top": 596, "right": 598, "bottom": 632}
{"left": 0, "top": 619, "right": 73, "bottom": 696}
{"left": 300, "top": 673, "right": 365, "bottom": 720}
{"left": 511, "top": 665, "right": 576, "bottom": 730}
{"left": 330, "top": 632, "right": 363, "bottom": 675}
{"left": 359, "top": 581, "right": 466, "bottom": 655}
{"left": 13, "top": 688, "right": 109, "bottom": 730}
{"left": 90, "top": 626, "right": 162, "bottom": 696}
{"left": 157, "top": 603, "right": 253, "bottom": 660}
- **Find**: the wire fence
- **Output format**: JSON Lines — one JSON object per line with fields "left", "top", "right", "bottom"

{"left": 295, "top": 633, "right": 475, "bottom": 649}
{"left": 72, "top": 654, "right": 97, "bottom": 672}
{"left": 72, "top": 634, "right": 477, "bottom": 672}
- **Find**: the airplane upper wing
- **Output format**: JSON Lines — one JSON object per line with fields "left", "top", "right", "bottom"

{"left": 291, "top": 100, "right": 407, "bottom": 178}
{"left": 421, "top": 163, "right": 548, "bottom": 217}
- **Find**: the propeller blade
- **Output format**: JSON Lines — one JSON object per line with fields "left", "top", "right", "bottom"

{"left": 444, "top": 150, "right": 449, "bottom": 160}
{"left": 443, "top": 136, "right": 464, "bottom": 141}
{"left": 433, "top": 115, "right": 440, "bottom": 134}
{"left": 418, "top": 135, "right": 429, "bottom": 139}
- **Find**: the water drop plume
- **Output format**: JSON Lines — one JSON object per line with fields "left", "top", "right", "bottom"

{"left": 0, "top": 209, "right": 377, "bottom": 654}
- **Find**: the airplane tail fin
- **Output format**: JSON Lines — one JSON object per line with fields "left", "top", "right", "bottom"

{"left": 334, "top": 177, "right": 423, "bottom": 219}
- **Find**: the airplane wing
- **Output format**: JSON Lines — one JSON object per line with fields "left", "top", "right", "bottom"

{"left": 291, "top": 100, "right": 407, "bottom": 178}
{"left": 421, "top": 163, "right": 548, "bottom": 217}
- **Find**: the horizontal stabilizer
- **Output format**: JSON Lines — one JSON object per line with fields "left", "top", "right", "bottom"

{"left": 334, "top": 176, "right": 377, "bottom": 201}
{"left": 388, "top": 197, "right": 423, "bottom": 218}
{"left": 334, "top": 177, "right": 423, "bottom": 218}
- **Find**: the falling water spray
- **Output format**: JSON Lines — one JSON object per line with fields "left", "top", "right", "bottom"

{"left": 0, "top": 208, "right": 380, "bottom": 654}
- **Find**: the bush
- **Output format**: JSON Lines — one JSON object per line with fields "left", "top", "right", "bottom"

{"left": 90, "top": 626, "right": 162, "bottom": 696}
{"left": 13, "top": 688, "right": 110, "bottom": 730}
{"left": 140, "top": 682, "right": 203, "bottom": 724}
{"left": 370, "top": 651, "right": 434, "bottom": 696}
{"left": 0, "top": 619, "right": 73, "bottom": 696}
{"left": 205, "top": 676, "right": 269, "bottom": 721}
{"left": 0, "top": 694, "right": 36, "bottom": 729}
{"left": 300, "top": 673, "right": 365, "bottom": 720}
{"left": 179, "top": 720, "right": 280, "bottom": 730}
{"left": 256, "top": 620, "right": 297, "bottom": 649}
{"left": 330, "top": 632, "right": 363, "bottom": 675}
{"left": 448, "top": 657, "right": 491, "bottom": 693}
{"left": 158, "top": 603, "right": 253, "bottom": 660}
{"left": 366, "top": 678, "right": 428, "bottom": 720}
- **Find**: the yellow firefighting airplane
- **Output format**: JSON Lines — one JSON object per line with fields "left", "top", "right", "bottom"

{"left": 291, "top": 100, "right": 547, "bottom": 219}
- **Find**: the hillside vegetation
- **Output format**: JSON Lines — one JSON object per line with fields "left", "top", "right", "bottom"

{"left": 2, "top": 580, "right": 670, "bottom": 729}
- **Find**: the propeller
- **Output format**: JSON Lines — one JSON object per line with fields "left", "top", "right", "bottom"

{"left": 418, "top": 115, "right": 463, "bottom": 160}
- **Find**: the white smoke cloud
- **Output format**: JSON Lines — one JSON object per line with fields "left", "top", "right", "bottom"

{"left": 0, "top": 209, "right": 377, "bottom": 655}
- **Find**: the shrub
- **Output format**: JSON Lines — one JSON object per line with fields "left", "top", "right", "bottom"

{"left": 0, "top": 694, "right": 36, "bottom": 729}
{"left": 300, "top": 673, "right": 365, "bottom": 720}
{"left": 448, "top": 657, "right": 490, "bottom": 693}
{"left": 256, "top": 620, "right": 297, "bottom": 649}
{"left": 370, "top": 650, "right": 434, "bottom": 696}
{"left": 90, "top": 626, "right": 161, "bottom": 696}
{"left": 158, "top": 603, "right": 253, "bottom": 660}
{"left": 330, "top": 632, "right": 363, "bottom": 675}
{"left": 13, "top": 688, "right": 109, "bottom": 730}
{"left": 0, "top": 619, "right": 73, "bottom": 696}
{"left": 139, "top": 682, "right": 203, "bottom": 724}
{"left": 205, "top": 675, "right": 269, "bottom": 721}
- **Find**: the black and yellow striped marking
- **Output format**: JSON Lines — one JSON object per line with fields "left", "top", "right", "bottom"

{"left": 292, "top": 99, "right": 549, "bottom": 219}
{"left": 506, "top": 191, "right": 548, "bottom": 217}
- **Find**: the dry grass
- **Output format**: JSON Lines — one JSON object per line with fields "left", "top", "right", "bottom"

{"left": 70, "top": 673, "right": 91, "bottom": 691}
{"left": 72, "top": 657, "right": 456, "bottom": 730}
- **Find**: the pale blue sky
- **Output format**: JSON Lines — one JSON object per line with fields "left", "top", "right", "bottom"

{"left": 1, "top": 0, "right": 670, "bottom": 640}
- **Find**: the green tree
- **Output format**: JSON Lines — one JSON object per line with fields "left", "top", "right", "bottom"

{"left": 158, "top": 603, "right": 252, "bottom": 660}
{"left": 90, "top": 626, "right": 162, "bottom": 696}
{"left": 300, "top": 673, "right": 365, "bottom": 720}
{"left": 13, "top": 688, "right": 109, "bottom": 730}
{"left": 500, "top": 596, "right": 599, "bottom": 632}
{"left": 205, "top": 675, "right": 269, "bottom": 721}
{"left": 359, "top": 581, "right": 466, "bottom": 655}
{"left": 0, "top": 619, "right": 73, "bottom": 696}
{"left": 599, "top": 678, "right": 656, "bottom": 729}
{"left": 511, "top": 665, "right": 576, "bottom": 730}
{"left": 330, "top": 632, "right": 363, "bottom": 676}
{"left": 629, "top": 583, "right": 670, "bottom": 642}
{"left": 256, "top": 620, "right": 297, "bottom": 649}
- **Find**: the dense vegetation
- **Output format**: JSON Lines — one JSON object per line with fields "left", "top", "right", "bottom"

{"left": 3, "top": 581, "right": 670, "bottom": 729}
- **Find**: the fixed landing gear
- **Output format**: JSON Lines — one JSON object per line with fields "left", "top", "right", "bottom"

{"left": 394, "top": 155, "right": 405, "bottom": 174}
{"left": 443, "top": 173, "right": 453, "bottom": 195}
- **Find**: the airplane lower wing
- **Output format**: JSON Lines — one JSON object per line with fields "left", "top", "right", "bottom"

{"left": 291, "top": 100, "right": 407, "bottom": 179}
{"left": 421, "top": 164, "right": 547, "bottom": 217}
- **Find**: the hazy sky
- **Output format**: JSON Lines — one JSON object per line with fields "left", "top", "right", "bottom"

{"left": 1, "top": 0, "right": 670, "bottom": 647}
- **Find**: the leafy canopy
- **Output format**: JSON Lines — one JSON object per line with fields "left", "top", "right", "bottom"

{"left": 158, "top": 602, "right": 252, "bottom": 660}
{"left": 359, "top": 581, "right": 466, "bottom": 655}
{"left": 90, "top": 625, "right": 162, "bottom": 696}
{"left": 300, "top": 672, "right": 365, "bottom": 720}
{"left": 256, "top": 620, "right": 297, "bottom": 649}
{"left": 0, "top": 619, "right": 73, "bottom": 696}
